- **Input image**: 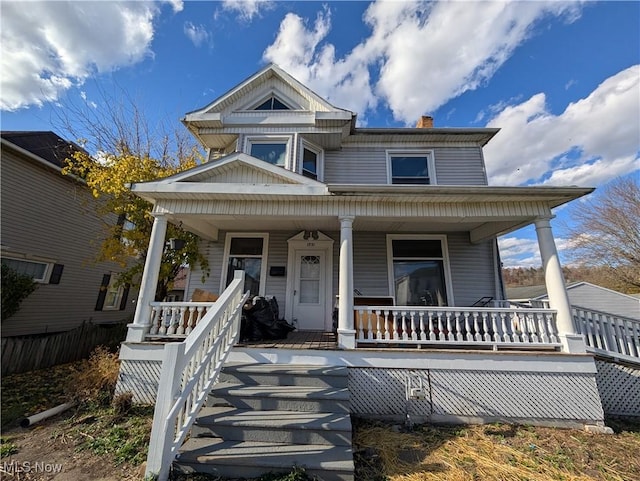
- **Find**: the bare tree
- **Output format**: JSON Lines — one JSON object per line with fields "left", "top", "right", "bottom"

{"left": 566, "top": 176, "right": 640, "bottom": 292}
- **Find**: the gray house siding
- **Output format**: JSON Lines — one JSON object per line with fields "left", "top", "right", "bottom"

{"left": 565, "top": 284, "right": 640, "bottom": 320}
{"left": 1, "top": 148, "right": 136, "bottom": 337}
{"left": 187, "top": 229, "right": 497, "bottom": 312}
{"left": 324, "top": 146, "right": 487, "bottom": 185}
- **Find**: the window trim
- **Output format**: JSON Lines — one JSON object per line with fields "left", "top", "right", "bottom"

{"left": 1, "top": 254, "right": 54, "bottom": 283}
{"left": 386, "top": 234, "right": 454, "bottom": 306}
{"left": 243, "top": 90, "right": 301, "bottom": 111}
{"left": 221, "top": 233, "right": 269, "bottom": 296}
{"left": 299, "top": 138, "right": 323, "bottom": 181}
{"left": 386, "top": 149, "right": 436, "bottom": 185}
{"left": 245, "top": 135, "right": 293, "bottom": 169}
{"left": 103, "top": 277, "right": 125, "bottom": 311}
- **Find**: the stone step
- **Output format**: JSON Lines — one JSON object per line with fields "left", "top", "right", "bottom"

{"left": 192, "top": 406, "right": 352, "bottom": 446}
{"left": 175, "top": 437, "right": 354, "bottom": 481}
{"left": 221, "top": 363, "right": 349, "bottom": 388}
{"left": 209, "top": 382, "right": 351, "bottom": 414}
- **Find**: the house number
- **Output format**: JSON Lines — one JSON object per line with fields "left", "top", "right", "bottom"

{"left": 307, "top": 242, "right": 315, "bottom": 247}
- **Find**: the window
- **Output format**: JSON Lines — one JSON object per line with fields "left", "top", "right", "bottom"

{"left": 1, "top": 256, "right": 60, "bottom": 283}
{"left": 387, "top": 236, "right": 452, "bottom": 306}
{"left": 387, "top": 150, "right": 435, "bottom": 184}
{"left": 254, "top": 97, "right": 290, "bottom": 110}
{"left": 223, "top": 234, "right": 269, "bottom": 297}
{"left": 302, "top": 147, "right": 317, "bottom": 179}
{"left": 95, "top": 274, "right": 129, "bottom": 311}
{"left": 246, "top": 137, "right": 292, "bottom": 168}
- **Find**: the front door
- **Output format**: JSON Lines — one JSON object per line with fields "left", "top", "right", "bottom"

{"left": 292, "top": 250, "right": 326, "bottom": 330}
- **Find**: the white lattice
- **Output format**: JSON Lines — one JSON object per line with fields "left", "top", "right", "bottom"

{"left": 115, "top": 359, "right": 162, "bottom": 404}
{"left": 349, "top": 368, "right": 604, "bottom": 423}
{"left": 595, "top": 360, "right": 640, "bottom": 417}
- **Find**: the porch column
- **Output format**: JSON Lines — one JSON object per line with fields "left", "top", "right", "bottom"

{"left": 338, "top": 216, "right": 356, "bottom": 349}
{"left": 126, "top": 213, "right": 168, "bottom": 342}
{"left": 534, "top": 216, "right": 585, "bottom": 353}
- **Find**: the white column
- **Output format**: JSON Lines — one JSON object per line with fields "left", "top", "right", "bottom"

{"left": 338, "top": 216, "right": 356, "bottom": 349}
{"left": 535, "top": 216, "right": 585, "bottom": 353}
{"left": 127, "top": 213, "right": 168, "bottom": 342}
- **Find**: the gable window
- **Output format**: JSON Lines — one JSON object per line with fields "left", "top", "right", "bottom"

{"left": 246, "top": 136, "right": 292, "bottom": 168}
{"left": 223, "top": 234, "right": 268, "bottom": 297}
{"left": 387, "top": 150, "right": 435, "bottom": 184}
{"left": 254, "top": 97, "right": 290, "bottom": 111}
{"left": 387, "top": 235, "right": 452, "bottom": 306}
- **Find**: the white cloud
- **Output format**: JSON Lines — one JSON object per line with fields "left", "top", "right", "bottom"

{"left": 0, "top": 1, "right": 166, "bottom": 111}
{"left": 263, "top": 0, "right": 582, "bottom": 124}
{"left": 164, "top": 0, "right": 184, "bottom": 13}
{"left": 221, "top": 0, "right": 272, "bottom": 22}
{"left": 184, "top": 22, "right": 210, "bottom": 47}
{"left": 498, "top": 234, "right": 574, "bottom": 268}
{"left": 484, "top": 65, "right": 640, "bottom": 187}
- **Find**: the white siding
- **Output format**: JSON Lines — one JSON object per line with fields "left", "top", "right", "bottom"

{"left": 447, "top": 233, "right": 497, "bottom": 305}
{"left": 1, "top": 150, "right": 137, "bottom": 336}
{"left": 324, "top": 146, "right": 487, "bottom": 185}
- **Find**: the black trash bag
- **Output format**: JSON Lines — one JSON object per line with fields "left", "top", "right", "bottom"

{"left": 242, "top": 296, "right": 295, "bottom": 341}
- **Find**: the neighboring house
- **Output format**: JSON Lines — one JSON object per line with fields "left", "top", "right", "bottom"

{"left": 165, "top": 266, "right": 188, "bottom": 302}
{"left": 1, "top": 132, "right": 136, "bottom": 372}
{"left": 507, "top": 282, "right": 640, "bottom": 320}
{"left": 115, "top": 66, "right": 639, "bottom": 481}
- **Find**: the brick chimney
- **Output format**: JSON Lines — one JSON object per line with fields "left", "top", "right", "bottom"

{"left": 416, "top": 116, "right": 433, "bottom": 128}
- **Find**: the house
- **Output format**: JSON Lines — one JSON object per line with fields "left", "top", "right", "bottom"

{"left": 1, "top": 131, "right": 137, "bottom": 373}
{"left": 114, "top": 65, "right": 639, "bottom": 481}
{"left": 507, "top": 282, "right": 640, "bottom": 320}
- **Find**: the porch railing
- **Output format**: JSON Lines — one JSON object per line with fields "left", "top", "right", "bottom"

{"left": 147, "top": 302, "right": 217, "bottom": 337}
{"left": 572, "top": 306, "right": 640, "bottom": 364}
{"left": 144, "top": 271, "right": 249, "bottom": 481}
{"left": 355, "top": 306, "right": 561, "bottom": 349}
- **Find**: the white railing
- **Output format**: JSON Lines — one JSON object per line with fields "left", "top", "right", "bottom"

{"left": 147, "top": 302, "right": 216, "bottom": 337}
{"left": 145, "top": 271, "right": 249, "bottom": 481}
{"left": 572, "top": 306, "right": 640, "bottom": 364}
{"left": 355, "top": 306, "right": 561, "bottom": 349}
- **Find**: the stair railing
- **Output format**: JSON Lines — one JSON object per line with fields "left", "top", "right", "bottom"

{"left": 145, "top": 270, "right": 249, "bottom": 481}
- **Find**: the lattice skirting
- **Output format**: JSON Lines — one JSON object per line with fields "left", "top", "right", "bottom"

{"left": 115, "top": 359, "right": 162, "bottom": 404}
{"left": 349, "top": 368, "right": 604, "bottom": 424}
{"left": 595, "top": 360, "right": 640, "bottom": 417}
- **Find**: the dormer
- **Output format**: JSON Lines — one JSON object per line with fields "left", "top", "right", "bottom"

{"left": 182, "top": 64, "right": 353, "bottom": 181}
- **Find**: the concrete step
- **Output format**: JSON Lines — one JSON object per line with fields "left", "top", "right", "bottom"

{"left": 221, "top": 363, "right": 349, "bottom": 388}
{"left": 192, "top": 406, "right": 352, "bottom": 446}
{"left": 175, "top": 437, "right": 354, "bottom": 481}
{"left": 209, "top": 382, "right": 351, "bottom": 414}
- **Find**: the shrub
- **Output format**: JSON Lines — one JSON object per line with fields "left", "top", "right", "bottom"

{"left": 1, "top": 264, "right": 37, "bottom": 320}
{"left": 67, "top": 346, "right": 120, "bottom": 406}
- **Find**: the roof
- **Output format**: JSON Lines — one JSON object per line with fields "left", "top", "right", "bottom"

{"left": 1, "top": 131, "right": 83, "bottom": 168}
{"left": 506, "top": 281, "right": 640, "bottom": 302}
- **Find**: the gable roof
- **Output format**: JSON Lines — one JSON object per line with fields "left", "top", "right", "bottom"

{"left": 1, "top": 131, "right": 84, "bottom": 169}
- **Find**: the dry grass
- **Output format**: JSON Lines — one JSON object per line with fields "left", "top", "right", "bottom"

{"left": 353, "top": 419, "right": 640, "bottom": 481}
{"left": 66, "top": 346, "right": 121, "bottom": 405}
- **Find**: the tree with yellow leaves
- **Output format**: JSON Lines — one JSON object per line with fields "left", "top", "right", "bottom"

{"left": 59, "top": 89, "right": 209, "bottom": 300}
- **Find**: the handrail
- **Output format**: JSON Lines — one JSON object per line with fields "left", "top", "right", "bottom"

{"left": 355, "top": 305, "right": 560, "bottom": 349}
{"left": 147, "top": 302, "right": 217, "bottom": 337}
{"left": 572, "top": 305, "right": 640, "bottom": 365}
{"left": 144, "top": 271, "right": 248, "bottom": 481}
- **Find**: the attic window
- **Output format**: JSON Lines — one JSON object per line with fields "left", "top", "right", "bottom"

{"left": 254, "top": 97, "right": 290, "bottom": 111}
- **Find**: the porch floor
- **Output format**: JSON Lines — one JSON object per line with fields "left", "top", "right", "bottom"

{"left": 236, "top": 330, "right": 337, "bottom": 350}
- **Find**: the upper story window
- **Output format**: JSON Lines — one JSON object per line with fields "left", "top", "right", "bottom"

{"left": 300, "top": 140, "right": 323, "bottom": 181}
{"left": 386, "top": 150, "right": 436, "bottom": 185}
{"left": 246, "top": 136, "right": 292, "bottom": 168}
{"left": 254, "top": 97, "right": 290, "bottom": 110}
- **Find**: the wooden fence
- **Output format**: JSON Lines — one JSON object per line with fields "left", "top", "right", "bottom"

{"left": 1, "top": 322, "right": 128, "bottom": 375}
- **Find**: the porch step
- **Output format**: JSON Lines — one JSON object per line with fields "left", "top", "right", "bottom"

{"left": 175, "top": 363, "right": 354, "bottom": 481}
{"left": 192, "top": 406, "right": 352, "bottom": 446}
{"left": 208, "top": 382, "right": 351, "bottom": 413}
{"left": 220, "top": 363, "right": 349, "bottom": 388}
{"left": 175, "top": 438, "right": 354, "bottom": 481}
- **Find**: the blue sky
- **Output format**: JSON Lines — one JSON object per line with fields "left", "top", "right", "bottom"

{"left": 1, "top": 0, "right": 639, "bottom": 268}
